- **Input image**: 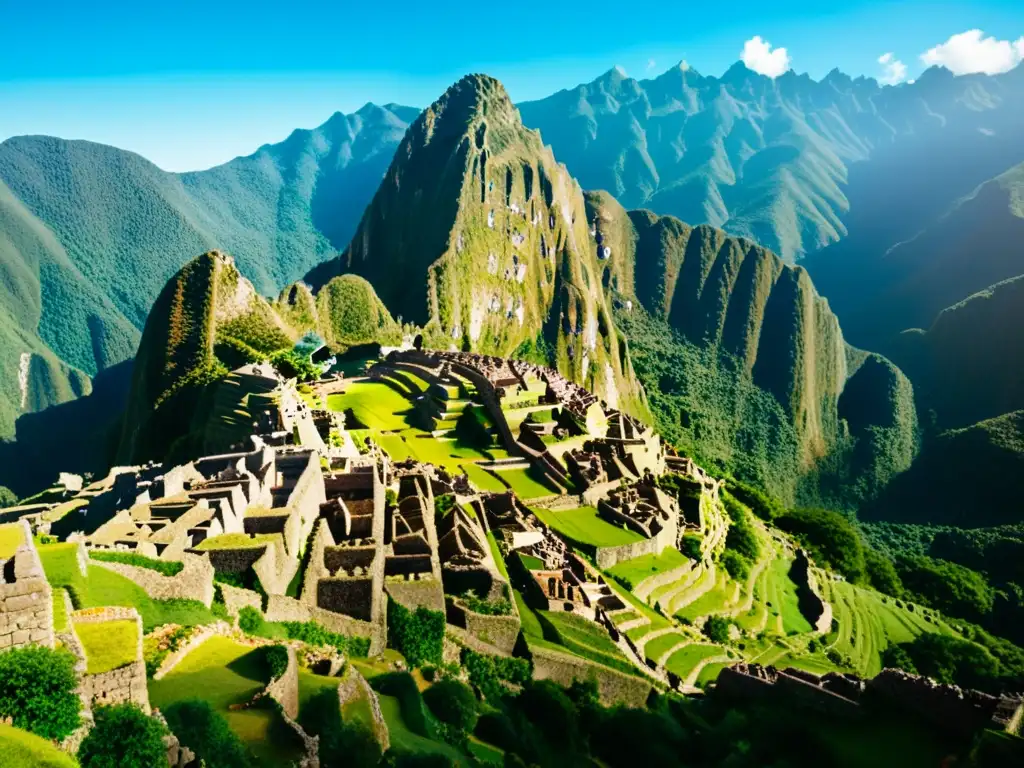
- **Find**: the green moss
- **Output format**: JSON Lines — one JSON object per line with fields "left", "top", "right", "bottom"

{"left": 74, "top": 619, "right": 138, "bottom": 674}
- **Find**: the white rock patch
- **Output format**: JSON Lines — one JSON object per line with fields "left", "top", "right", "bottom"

{"left": 18, "top": 352, "right": 30, "bottom": 410}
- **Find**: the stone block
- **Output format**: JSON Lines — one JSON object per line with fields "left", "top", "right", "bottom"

{"left": 11, "top": 629, "right": 30, "bottom": 645}
{"left": 5, "top": 593, "right": 42, "bottom": 612}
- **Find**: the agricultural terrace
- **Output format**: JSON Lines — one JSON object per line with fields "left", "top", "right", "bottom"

{"left": 74, "top": 618, "right": 138, "bottom": 674}
{"left": 37, "top": 542, "right": 220, "bottom": 631}
{"left": 149, "top": 636, "right": 303, "bottom": 765}
{"left": 0, "top": 724, "right": 78, "bottom": 768}
{"left": 530, "top": 506, "right": 643, "bottom": 548}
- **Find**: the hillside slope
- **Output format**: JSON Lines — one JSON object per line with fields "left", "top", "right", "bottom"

{"left": 589, "top": 191, "right": 917, "bottom": 505}
{"left": 0, "top": 104, "right": 414, "bottom": 438}
{"left": 308, "top": 75, "right": 647, "bottom": 413}
{"left": 810, "top": 159, "right": 1024, "bottom": 353}
{"left": 520, "top": 62, "right": 1024, "bottom": 265}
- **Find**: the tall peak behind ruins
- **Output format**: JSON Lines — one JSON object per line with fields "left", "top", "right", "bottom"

{"left": 306, "top": 74, "right": 648, "bottom": 416}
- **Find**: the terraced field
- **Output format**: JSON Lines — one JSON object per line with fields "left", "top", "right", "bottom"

{"left": 818, "top": 580, "right": 957, "bottom": 677}
{"left": 607, "top": 548, "right": 689, "bottom": 590}
{"left": 530, "top": 506, "right": 643, "bottom": 548}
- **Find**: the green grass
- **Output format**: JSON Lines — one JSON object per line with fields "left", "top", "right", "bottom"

{"left": 194, "top": 533, "right": 278, "bottom": 551}
{"left": 674, "top": 570, "right": 738, "bottom": 622}
{"left": 486, "top": 531, "right": 509, "bottom": 579}
{"left": 74, "top": 619, "right": 138, "bottom": 674}
{"left": 468, "top": 735, "right": 504, "bottom": 765}
{"left": 531, "top": 506, "right": 643, "bottom": 548}
{"left": 695, "top": 661, "right": 728, "bottom": 687}
{"left": 376, "top": 694, "right": 467, "bottom": 763}
{"left": 663, "top": 643, "right": 724, "bottom": 679}
{"left": 0, "top": 522, "right": 25, "bottom": 558}
{"left": 150, "top": 636, "right": 302, "bottom": 766}
{"left": 52, "top": 589, "right": 68, "bottom": 633}
{"left": 768, "top": 555, "right": 814, "bottom": 635}
{"left": 0, "top": 724, "right": 78, "bottom": 768}
{"left": 298, "top": 669, "right": 342, "bottom": 716}
{"left": 327, "top": 381, "right": 414, "bottom": 431}
{"left": 641, "top": 631, "right": 689, "bottom": 663}
{"left": 463, "top": 463, "right": 509, "bottom": 492}
{"left": 606, "top": 548, "right": 688, "bottom": 589}
{"left": 38, "top": 543, "right": 220, "bottom": 632}
{"left": 493, "top": 468, "right": 560, "bottom": 500}
{"left": 537, "top": 610, "right": 639, "bottom": 676}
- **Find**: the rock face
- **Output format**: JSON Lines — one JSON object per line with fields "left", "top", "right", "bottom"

{"left": 310, "top": 75, "right": 646, "bottom": 413}
{"left": 588, "top": 192, "right": 917, "bottom": 504}
{"left": 118, "top": 251, "right": 398, "bottom": 463}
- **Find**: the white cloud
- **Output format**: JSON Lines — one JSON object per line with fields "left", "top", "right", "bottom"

{"left": 647, "top": 58, "right": 657, "bottom": 71}
{"left": 920, "top": 29, "right": 1024, "bottom": 75}
{"left": 740, "top": 35, "right": 791, "bottom": 78}
{"left": 877, "top": 52, "right": 908, "bottom": 85}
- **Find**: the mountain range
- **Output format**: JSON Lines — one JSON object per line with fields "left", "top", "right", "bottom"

{"left": 3, "top": 61, "right": 1024, "bottom": 527}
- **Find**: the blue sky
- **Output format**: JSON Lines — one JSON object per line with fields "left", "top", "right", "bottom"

{"left": 1, "top": 0, "right": 1021, "bottom": 171}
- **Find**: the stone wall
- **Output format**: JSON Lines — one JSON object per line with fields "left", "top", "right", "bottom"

{"left": 154, "top": 624, "right": 232, "bottom": 680}
{"left": 266, "top": 644, "right": 300, "bottom": 720}
{"left": 530, "top": 644, "right": 653, "bottom": 707}
{"left": 633, "top": 561, "right": 694, "bottom": 602}
{"left": 384, "top": 579, "right": 446, "bottom": 613}
{"left": 220, "top": 583, "right": 263, "bottom": 617}
{"left": 89, "top": 552, "right": 215, "bottom": 607}
{"left": 445, "top": 598, "right": 521, "bottom": 654}
{"left": 0, "top": 519, "right": 54, "bottom": 651}
{"left": 264, "top": 594, "right": 385, "bottom": 654}
{"left": 72, "top": 606, "right": 149, "bottom": 712}
{"left": 202, "top": 545, "right": 268, "bottom": 574}
{"left": 593, "top": 529, "right": 669, "bottom": 570}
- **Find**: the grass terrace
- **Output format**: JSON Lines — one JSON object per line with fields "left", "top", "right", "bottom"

{"left": 606, "top": 548, "right": 689, "bottom": 589}
{"left": 376, "top": 694, "right": 467, "bottom": 763}
{"left": 0, "top": 724, "right": 78, "bottom": 768}
{"left": 194, "top": 533, "right": 279, "bottom": 551}
{"left": 38, "top": 542, "right": 220, "bottom": 631}
{"left": 150, "top": 636, "right": 303, "bottom": 765}
{"left": 74, "top": 618, "right": 138, "bottom": 674}
{"left": 492, "top": 467, "right": 560, "bottom": 500}
{"left": 0, "top": 522, "right": 24, "bottom": 558}
{"left": 663, "top": 643, "right": 726, "bottom": 680}
{"left": 531, "top": 506, "right": 643, "bottom": 548}
{"left": 462, "top": 463, "right": 509, "bottom": 492}
{"left": 537, "top": 610, "right": 640, "bottom": 677}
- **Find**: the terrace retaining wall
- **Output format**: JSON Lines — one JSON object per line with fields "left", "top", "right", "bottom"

{"left": 445, "top": 598, "right": 521, "bottom": 654}
{"left": 219, "top": 583, "right": 263, "bottom": 617}
{"left": 0, "top": 520, "right": 54, "bottom": 651}
{"left": 89, "top": 552, "right": 215, "bottom": 607}
{"left": 530, "top": 644, "right": 654, "bottom": 707}
{"left": 72, "top": 606, "right": 149, "bottom": 712}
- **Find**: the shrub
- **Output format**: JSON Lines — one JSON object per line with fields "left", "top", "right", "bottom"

{"left": 776, "top": 507, "right": 866, "bottom": 583}
{"left": 423, "top": 679, "right": 478, "bottom": 733}
{"left": 265, "top": 645, "right": 289, "bottom": 680}
{"left": 864, "top": 549, "right": 902, "bottom": 597}
{"left": 387, "top": 601, "right": 445, "bottom": 668}
{"left": 89, "top": 550, "right": 184, "bottom": 577}
{"left": 0, "top": 645, "right": 81, "bottom": 740}
{"left": 726, "top": 480, "right": 783, "bottom": 521}
{"left": 237, "top": 606, "right": 262, "bottom": 634}
{"left": 721, "top": 550, "right": 751, "bottom": 581}
{"left": 164, "top": 699, "right": 253, "bottom": 768}
{"left": 269, "top": 349, "right": 319, "bottom": 382}
{"left": 886, "top": 633, "right": 1001, "bottom": 691}
{"left": 299, "top": 688, "right": 381, "bottom": 768}
{"left": 462, "top": 649, "right": 531, "bottom": 700}
{"left": 77, "top": 703, "right": 168, "bottom": 768}
{"left": 0, "top": 485, "right": 16, "bottom": 508}
{"left": 722, "top": 492, "right": 760, "bottom": 562}
{"left": 281, "top": 620, "right": 370, "bottom": 657}
{"left": 680, "top": 534, "right": 702, "bottom": 560}
{"left": 703, "top": 616, "right": 732, "bottom": 644}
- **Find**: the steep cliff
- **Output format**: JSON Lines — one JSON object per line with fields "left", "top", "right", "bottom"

{"left": 588, "top": 192, "right": 917, "bottom": 504}
{"left": 309, "top": 75, "right": 646, "bottom": 414}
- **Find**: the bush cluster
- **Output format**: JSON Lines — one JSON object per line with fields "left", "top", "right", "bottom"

{"left": 164, "top": 699, "right": 252, "bottom": 768}
{"left": 387, "top": 601, "right": 445, "bottom": 668}
{"left": 264, "top": 645, "right": 289, "bottom": 680}
{"left": 0, "top": 645, "right": 81, "bottom": 740}
{"left": 77, "top": 703, "right": 168, "bottom": 768}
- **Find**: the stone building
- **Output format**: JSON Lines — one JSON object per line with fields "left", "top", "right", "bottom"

{"left": 0, "top": 519, "right": 53, "bottom": 651}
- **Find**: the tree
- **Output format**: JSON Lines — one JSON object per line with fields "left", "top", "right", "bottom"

{"left": 704, "top": 616, "right": 733, "bottom": 644}
{"left": 164, "top": 699, "right": 252, "bottom": 768}
{"left": 299, "top": 688, "right": 381, "bottom": 768}
{"left": 864, "top": 549, "right": 902, "bottom": 596}
{"left": 0, "top": 485, "right": 16, "bottom": 508}
{"left": 77, "top": 703, "right": 167, "bottom": 768}
{"left": 423, "top": 679, "right": 478, "bottom": 733}
{"left": 0, "top": 645, "right": 81, "bottom": 740}
{"left": 887, "top": 633, "right": 1000, "bottom": 691}
{"left": 776, "top": 507, "right": 866, "bottom": 583}
{"left": 896, "top": 555, "right": 995, "bottom": 623}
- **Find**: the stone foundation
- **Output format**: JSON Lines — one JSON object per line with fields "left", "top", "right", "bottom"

{"left": 89, "top": 552, "right": 215, "bottom": 607}
{"left": 0, "top": 519, "right": 54, "bottom": 651}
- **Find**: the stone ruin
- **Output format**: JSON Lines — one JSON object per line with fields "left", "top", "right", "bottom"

{"left": 715, "top": 663, "right": 1024, "bottom": 736}
{"left": 0, "top": 519, "right": 53, "bottom": 651}
{"left": 597, "top": 480, "right": 679, "bottom": 542}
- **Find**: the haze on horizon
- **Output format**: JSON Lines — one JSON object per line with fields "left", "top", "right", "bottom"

{"left": 1, "top": 0, "right": 1022, "bottom": 172}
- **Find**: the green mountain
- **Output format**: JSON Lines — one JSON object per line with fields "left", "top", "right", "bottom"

{"left": 810, "top": 159, "right": 1024, "bottom": 354}
{"left": 587, "top": 191, "right": 917, "bottom": 504}
{"left": 519, "top": 62, "right": 1024, "bottom": 265}
{"left": 307, "top": 75, "right": 647, "bottom": 414}
{"left": 0, "top": 103, "right": 414, "bottom": 439}
{"left": 119, "top": 250, "right": 399, "bottom": 463}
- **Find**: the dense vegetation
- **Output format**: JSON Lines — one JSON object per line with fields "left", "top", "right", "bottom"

{"left": 77, "top": 703, "right": 168, "bottom": 768}
{"left": 0, "top": 646, "right": 80, "bottom": 741}
{"left": 163, "top": 699, "right": 254, "bottom": 768}
{"left": 386, "top": 601, "right": 446, "bottom": 668}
